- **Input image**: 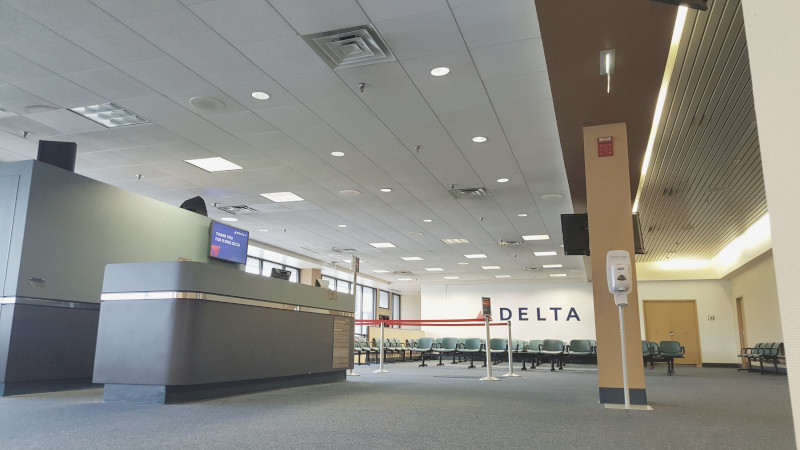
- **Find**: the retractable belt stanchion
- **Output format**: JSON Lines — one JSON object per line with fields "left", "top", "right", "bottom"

{"left": 502, "top": 320, "right": 520, "bottom": 378}
{"left": 374, "top": 321, "right": 389, "bottom": 374}
{"left": 480, "top": 316, "right": 500, "bottom": 381}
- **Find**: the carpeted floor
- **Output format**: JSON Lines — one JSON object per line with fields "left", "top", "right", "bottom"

{"left": 0, "top": 361, "right": 794, "bottom": 449}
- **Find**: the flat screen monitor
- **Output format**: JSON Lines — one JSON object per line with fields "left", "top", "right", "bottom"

{"left": 315, "top": 278, "right": 330, "bottom": 289}
{"left": 271, "top": 268, "right": 292, "bottom": 281}
{"left": 209, "top": 221, "right": 249, "bottom": 264}
{"left": 560, "top": 213, "right": 645, "bottom": 256}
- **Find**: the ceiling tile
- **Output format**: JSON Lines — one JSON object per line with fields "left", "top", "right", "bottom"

{"left": 114, "top": 95, "right": 196, "bottom": 124}
{"left": 120, "top": 4, "right": 230, "bottom": 57}
{"left": 471, "top": 38, "right": 547, "bottom": 80}
{"left": 175, "top": 46, "right": 266, "bottom": 86}
{"left": 374, "top": 10, "right": 466, "bottom": 60}
{"left": 0, "top": 47, "right": 54, "bottom": 84}
{"left": 90, "top": 0, "right": 180, "bottom": 19}
{"left": 357, "top": 0, "right": 448, "bottom": 22}
{"left": 3, "top": 30, "right": 110, "bottom": 75}
{"left": 278, "top": 71, "right": 354, "bottom": 105}
{"left": 188, "top": 0, "right": 296, "bottom": 45}
{"left": 65, "top": 67, "right": 157, "bottom": 101}
{"left": 62, "top": 21, "right": 167, "bottom": 66}
{"left": 240, "top": 36, "right": 330, "bottom": 79}
{"left": 204, "top": 111, "right": 278, "bottom": 136}
{"left": 4, "top": 0, "right": 113, "bottom": 32}
{"left": 23, "top": 109, "right": 106, "bottom": 134}
{"left": 253, "top": 105, "right": 325, "bottom": 130}
{"left": 267, "top": 0, "right": 369, "bottom": 35}
{"left": 119, "top": 56, "right": 214, "bottom": 95}
{"left": 13, "top": 76, "right": 107, "bottom": 109}
{"left": 452, "top": 0, "right": 540, "bottom": 48}
{"left": 0, "top": 3, "right": 49, "bottom": 43}
{"left": 0, "top": 83, "right": 55, "bottom": 115}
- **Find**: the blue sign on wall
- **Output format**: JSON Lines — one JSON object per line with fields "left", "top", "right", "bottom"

{"left": 209, "top": 221, "right": 249, "bottom": 264}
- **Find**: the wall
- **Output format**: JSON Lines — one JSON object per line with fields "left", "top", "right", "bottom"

{"left": 418, "top": 279, "right": 746, "bottom": 364}
{"left": 400, "top": 293, "right": 421, "bottom": 331}
{"left": 638, "top": 279, "right": 738, "bottom": 364}
{"left": 729, "top": 253, "right": 783, "bottom": 345}
{"left": 3, "top": 160, "right": 221, "bottom": 302}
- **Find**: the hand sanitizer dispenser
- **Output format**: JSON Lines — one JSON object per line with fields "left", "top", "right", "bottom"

{"left": 606, "top": 250, "right": 632, "bottom": 305}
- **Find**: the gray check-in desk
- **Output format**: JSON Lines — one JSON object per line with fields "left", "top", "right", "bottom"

{"left": 93, "top": 261, "right": 355, "bottom": 404}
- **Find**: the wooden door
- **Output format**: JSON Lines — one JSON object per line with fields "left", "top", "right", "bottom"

{"left": 736, "top": 297, "right": 747, "bottom": 368}
{"left": 643, "top": 300, "right": 702, "bottom": 366}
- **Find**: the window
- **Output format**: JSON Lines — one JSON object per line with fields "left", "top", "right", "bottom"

{"left": 245, "top": 257, "right": 260, "bottom": 275}
{"left": 392, "top": 293, "right": 401, "bottom": 328}
{"left": 354, "top": 285, "right": 376, "bottom": 335}
{"left": 321, "top": 275, "right": 352, "bottom": 294}
{"left": 379, "top": 290, "right": 389, "bottom": 309}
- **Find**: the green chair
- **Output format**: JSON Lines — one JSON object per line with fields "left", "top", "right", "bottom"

{"left": 540, "top": 339, "right": 565, "bottom": 371}
{"left": 485, "top": 338, "right": 508, "bottom": 366}
{"left": 411, "top": 337, "right": 435, "bottom": 367}
{"left": 759, "top": 342, "right": 784, "bottom": 375}
{"left": 434, "top": 337, "right": 460, "bottom": 366}
{"left": 523, "top": 339, "right": 543, "bottom": 370}
{"left": 354, "top": 337, "right": 371, "bottom": 366}
{"left": 566, "top": 339, "right": 593, "bottom": 363}
{"left": 642, "top": 340, "right": 655, "bottom": 369}
{"left": 659, "top": 340, "right": 685, "bottom": 375}
{"left": 461, "top": 338, "right": 483, "bottom": 369}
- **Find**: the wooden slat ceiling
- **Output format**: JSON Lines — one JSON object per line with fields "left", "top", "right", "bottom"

{"left": 636, "top": 0, "right": 765, "bottom": 262}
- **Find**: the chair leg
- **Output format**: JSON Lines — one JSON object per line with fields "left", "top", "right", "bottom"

{"left": 437, "top": 352, "right": 445, "bottom": 367}
{"left": 451, "top": 353, "right": 458, "bottom": 364}
{"left": 419, "top": 352, "right": 428, "bottom": 367}
{"left": 521, "top": 356, "right": 528, "bottom": 371}
{"left": 468, "top": 353, "right": 475, "bottom": 369}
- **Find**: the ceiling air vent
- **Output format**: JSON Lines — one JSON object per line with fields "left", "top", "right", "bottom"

{"left": 302, "top": 25, "right": 395, "bottom": 69}
{"left": 449, "top": 187, "right": 490, "bottom": 199}
{"left": 392, "top": 271, "right": 413, "bottom": 275}
{"left": 216, "top": 205, "right": 257, "bottom": 215}
{"left": 499, "top": 239, "right": 524, "bottom": 246}
{"left": 332, "top": 247, "right": 358, "bottom": 254}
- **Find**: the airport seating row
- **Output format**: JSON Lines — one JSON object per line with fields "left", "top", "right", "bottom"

{"left": 737, "top": 342, "right": 785, "bottom": 375}
{"left": 642, "top": 341, "right": 685, "bottom": 375}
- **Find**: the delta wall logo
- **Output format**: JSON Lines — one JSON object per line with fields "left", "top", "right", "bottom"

{"left": 498, "top": 306, "right": 581, "bottom": 322}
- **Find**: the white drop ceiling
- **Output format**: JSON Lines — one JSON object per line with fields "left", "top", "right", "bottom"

{"left": 0, "top": 0, "right": 765, "bottom": 292}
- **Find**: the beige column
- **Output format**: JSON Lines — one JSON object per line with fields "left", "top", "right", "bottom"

{"left": 742, "top": 0, "right": 800, "bottom": 443}
{"left": 584, "top": 122, "right": 647, "bottom": 404}
{"left": 299, "top": 268, "right": 322, "bottom": 286}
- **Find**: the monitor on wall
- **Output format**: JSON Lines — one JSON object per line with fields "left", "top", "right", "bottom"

{"left": 560, "top": 213, "right": 645, "bottom": 256}
{"left": 209, "top": 221, "right": 249, "bottom": 264}
{"left": 271, "top": 268, "right": 292, "bottom": 281}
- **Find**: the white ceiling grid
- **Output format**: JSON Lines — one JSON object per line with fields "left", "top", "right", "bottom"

{"left": 0, "top": 0, "right": 578, "bottom": 290}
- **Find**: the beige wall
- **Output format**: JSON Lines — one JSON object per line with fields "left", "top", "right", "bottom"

{"left": 729, "top": 253, "right": 783, "bottom": 345}
{"left": 400, "top": 293, "right": 421, "bottom": 331}
{"left": 742, "top": 0, "right": 800, "bottom": 444}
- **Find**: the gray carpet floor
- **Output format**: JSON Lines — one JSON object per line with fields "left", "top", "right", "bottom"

{"left": 0, "top": 361, "right": 794, "bottom": 449}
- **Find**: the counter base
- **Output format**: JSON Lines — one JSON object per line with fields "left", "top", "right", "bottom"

{"left": 0, "top": 378, "right": 98, "bottom": 396}
{"left": 103, "top": 370, "right": 347, "bottom": 404}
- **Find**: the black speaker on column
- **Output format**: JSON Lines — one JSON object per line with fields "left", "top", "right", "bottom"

{"left": 37, "top": 140, "right": 77, "bottom": 172}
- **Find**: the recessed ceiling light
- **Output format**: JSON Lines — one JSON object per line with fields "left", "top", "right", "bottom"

{"left": 495, "top": 275, "right": 512, "bottom": 279}
{"left": 425, "top": 267, "right": 444, "bottom": 272}
{"left": 185, "top": 157, "right": 243, "bottom": 172}
{"left": 542, "top": 264, "right": 563, "bottom": 269}
{"left": 342, "top": 259, "right": 352, "bottom": 263}
{"left": 70, "top": 102, "right": 149, "bottom": 128}
{"left": 258, "top": 229, "right": 268, "bottom": 232}
{"left": 369, "top": 242, "right": 396, "bottom": 248}
{"left": 380, "top": 188, "right": 392, "bottom": 193}
{"left": 407, "top": 231, "right": 424, "bottom": 237}
{"left": 331, "top": 151, "right": 345, "bottom": 157}
{"left": 430, "top": 66, "right": 450, "bottom": 76}
{"left": 260, "top": 191, "right": 304, "bottom": 202}
{"left": 523, "top": 234, "right": 550, "bottom": 241}
{"left": 397, "top": 278, "right": 413, "bottom": 281}
{"left": 497, "top": 178, "right": 510, "bottom": 183}
{"left": 372, "top": 270, "right": 390, "bottom": 273}
{"left": 401, "top": 256, "right": 423, "bottom": 261}
{"left": 549, "top": 273, "right": 568, "bottom": 278}
{"left": 472, "top": 136, "right": 488, "bottom": 143}
{"left": 423, "top": 219, "right": 433, "bottom": 223}
{"left": 337, "top": 224, "right": 347, "bottom": 228}
{"left": 251, "top": 91, "right": 270, "bottom": 100}
{"left": 482, "top": 265, "right": 501, "bottom": 270}
{"left": 534, "top": 251, "right": 558, "bottom": 256}
{"left": 442, "top": 238, "right": 469, "bottom": 244}
{"left": 464, "top": 254, "right": 487, "bottom": 259}
{"left": 443, "top": 276, "right": 460, "bottom": 280}
{"left": 457, "top": 262, "right": 469, "bottom": 265}
{"left": 220, "top": 217, "right": 238, "bottom": 222}
{"left": 541, "top": 194, "right": 563, "bottom": 200}
{"left": 518, "top": 213, "right": 528, "bottom": 217}
{"left": 339, "top": 189, "right": 361, "bottom": 196}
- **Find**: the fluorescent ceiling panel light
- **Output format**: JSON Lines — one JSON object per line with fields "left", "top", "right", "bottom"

{"left": 331, "top": 151, "right": 345, "bottom": 157}
{"left": 430, "top": 66, "right": 450, "bottom": 76}
{"left": 260, "top": 191, "right": 304, "bottom": 202}
{"left": 338, "top": 224, "right": 347, "bottom": 228}
{"left": 518, "top": 213, "right": 528, "bottom": 217}
{"left": 369, "top": 242, "right": 396, "bottom": 248}
{"left": 542, "top": 264, "right": 563, "bottom": 269}
{"left": 380, "top": 188, "right": 392, "bottom": 192}
{"left": 251, "top": 91, "right": 270, "bottom": 100}
{"left": 457, "top": 262, "right": 469, "bottom": 265}
{"left": 522, "top": 234, "right": 550, "bottom": 241}
{"left": 425, "top": 267, "right": 444, "bottom": 272}
{"left": 423, "top": 219, "right": 433, "bottom": 223}
{"left": 372, "top": 270, "right": 390, "bottom": 273}
{"left": 472, "top": 136, "right": 487, "bottom": 143}
{"left": 185, "top": 156, "right": 243, "bottom": 172}
{"left": 549, "top": 273, "right": 568, "bottom": 278}
{"left": 70, "top": 102, "right": 149, "bottom": 128}
{"left": 220, "top": 217, "right": 238, "bottom": 222}
{"left": 464, "top": 254, "right": 487, "bottom": 259}
{"left": 442, "top": 238, "right": 469, "bottom": 244}
{"left": 541, "top": 194, "right": 563, "bottom": 200}
{"left": 397, "top": 278, "right": 413, "bottom": 281}
{"left": 633, "top": 5, "right": 688, "bottom": 213}
{"left": 497, "top": 178, "right": 509, "bottom": 183}
{"left": 258, "top": 229, "right": 268, "bottom": 232}
{"left": 481, "top": 265, "right": 501, "bottom": 270}
{"left": 534, "top": 251, "right": 558, "bottom": 256}
{"left": 401, "top": 256, "right": 423, "bottom": 261}
{"left": 443, "top": 276, "right": 460, "bottom": 280}
{"left": 495, "top": 275, "right": 512, "bottom": 279}
{"left": 342, "top": 259, "right": 352, "bottom": 263}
